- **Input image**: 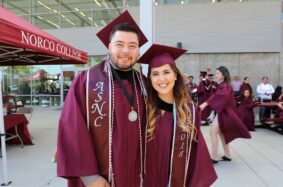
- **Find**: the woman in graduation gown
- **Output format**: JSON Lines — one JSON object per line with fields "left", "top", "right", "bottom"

{"left": 199, "top": 66, "right": 251, "bottom": 163}
{"left": 140, "top": 44, "right": 217, "bottom": 187}
{"left": 237, "top": 89, "right": 256, "bottom": 131}
{"left": 239, "top": 77, "right": 253, "bottom": 96}
{"left": 236, "top": 89, "right": 256, "bottom": 131}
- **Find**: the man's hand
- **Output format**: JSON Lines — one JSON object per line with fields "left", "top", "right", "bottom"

{"left": 87, "top": 177, "right": 110, "bottom": 187}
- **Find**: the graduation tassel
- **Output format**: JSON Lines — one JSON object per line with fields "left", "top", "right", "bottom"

{"left": 140, "top": 174, "right": 143, "bottom": 187}
{"left": 111, "top": 173, "right": 115, "bottom": 187}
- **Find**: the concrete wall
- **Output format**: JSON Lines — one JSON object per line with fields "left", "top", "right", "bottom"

{"left": 154, "top": 1, "right": 282, "bottom": 53}
{"left": 45, "top": 1, "right": 282, "bottom": 55}
{"left": 44, "top": 1, "right": 283, "bottom": 93}
{"left": 176, "top": 52, "right": 281, "bottom": 94}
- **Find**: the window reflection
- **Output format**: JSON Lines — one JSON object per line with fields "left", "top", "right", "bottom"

{"left": 2, "top": 56, "right": 104, "bottom": 107}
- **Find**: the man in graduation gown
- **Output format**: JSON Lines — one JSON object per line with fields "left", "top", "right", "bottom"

{"left": 207, "top": 74, "right": 218, "bottom": 96}
{"left": 197, "top": 71, "right": 210, "bottom": 125}
{"left": 188, "top": 76, "right": 198, "bottom": 104}
{"left": 183, "top": 74, "right": 198, "bottom": 103}
{"left": 205, "top": 74, "right": 218, "bottom": 122}
{"left": 236, "top": 94, "right": 256, "bottom": 131}
{"left": 57, "top": 11, "right": 148, "bottom": 187}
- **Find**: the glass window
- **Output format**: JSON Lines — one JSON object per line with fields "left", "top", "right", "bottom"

{"left": 33, "top": 13, "right": 60, "bottom": 28}
{"left": 61, "top": 0, "right": 92, "bottom": 12}
{"left": 126, "top": 0, "right": 140, "bottom": 6}
{"left": 34, "top": 0, "right": 60, "bottom": 14}
{"left": 3, "top": 66, "right": 32, "bottom": 105}
{"left": 2, "top": 65, "right": 62, "bottom": 106}
{"left": 61, "top": 10, "right": 92, "bottom": 28}
{"left": 3, "top": 0, "right": 32, "bottom": 15}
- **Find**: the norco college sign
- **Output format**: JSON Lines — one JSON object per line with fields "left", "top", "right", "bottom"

{"left": 21, "top": 30, "right": 82, "bottom": 60}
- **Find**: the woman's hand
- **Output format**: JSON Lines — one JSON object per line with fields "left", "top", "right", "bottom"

{"left": 87, "top": 177, "right": 110, "bottom": 187}
{"left": 199, "top": 102, "right": 208, "bottom": 111}
{"left": 277, "top": 102, "right": 283, "bottom": 110}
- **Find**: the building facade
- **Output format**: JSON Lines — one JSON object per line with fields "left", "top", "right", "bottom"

{"left": 1, "top": 0, "right": 282, "bottom": 105}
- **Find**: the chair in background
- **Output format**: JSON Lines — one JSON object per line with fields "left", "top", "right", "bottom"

{"left": 15, "top": 107, "right": 34, "bottom": 124}
{"left": 2, "top": 95, "right": 24, "bottom": 113}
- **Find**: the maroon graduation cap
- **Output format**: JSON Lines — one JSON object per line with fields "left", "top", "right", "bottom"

{"left": 96, "top": 10, "right": 148, "bottom": 48}
{"left": 207, "top": 73, "right": 214, "bottom": 77}
{"left": 200, "top": 71, "right": 207, "bottom": 77}
{"left": 139, "top": 44, "right": 187, "bottom": 68}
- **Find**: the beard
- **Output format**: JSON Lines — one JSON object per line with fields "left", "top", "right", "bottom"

{"left": 111, "top": 57, "right": 137, "bottom": 71}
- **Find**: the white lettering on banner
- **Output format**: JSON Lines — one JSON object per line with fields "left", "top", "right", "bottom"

{"left": 91, "top": 82, "right": 106, "bottom": 127}
{"left": 37, "top": 37, "right": 43, "bottom": 48}
{"left": 21, "top": 30, "right": 82, "bottom": 60}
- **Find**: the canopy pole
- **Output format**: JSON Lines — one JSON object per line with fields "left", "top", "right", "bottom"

{"left": 0, "top": 68, "right": 12, "bottom": 186}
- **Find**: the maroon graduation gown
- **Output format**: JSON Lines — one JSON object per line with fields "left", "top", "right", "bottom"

{"left": 207, "top": 82, "right": 251, "bottom": 144}
{"left": 236, "top": 97, "right": 256, "bottom": 131}
{"left": 188, "top": 83, "right": 198, "bottom": 94}
{"left": 145, "top": 104, "right": 217, "bottom": 187}
{"left": 198, "top": 80, "right": 211, "bottom": 121}
{"left": 239, "top": 83, "right": 253, "bottom": 95}
{"left": 209, "top": 81, "right": 218, "bottom": 96}
{"left": 57, "top": 61, "right": 146, "bottom": 187}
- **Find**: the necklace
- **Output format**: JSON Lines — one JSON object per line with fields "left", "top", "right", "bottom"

{"left": 111, "top": 66, "right": 138, "bottom": 122}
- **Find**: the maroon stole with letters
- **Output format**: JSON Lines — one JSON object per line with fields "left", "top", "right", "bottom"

{"left": 169, "top": 103, "right": 197, "bottom": 187}
{"left": 86, "top": 59, "right": 146, "bottom": 183}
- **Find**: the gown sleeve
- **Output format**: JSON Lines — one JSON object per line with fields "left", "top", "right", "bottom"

{"left": 207, "top": 83, "right": 231, "bottom": 113}
{"left": 57, "top": 71, "right": 99, "bottom": 179}
{"left": 188, "top": 108, "right": 217, "bottom": 187}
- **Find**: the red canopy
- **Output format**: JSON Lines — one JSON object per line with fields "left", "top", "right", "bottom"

{"left": 0, "top": 6, "right": 88, "bottom": 66}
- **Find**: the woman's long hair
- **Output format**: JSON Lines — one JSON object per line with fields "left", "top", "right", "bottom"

{"left": 217, "top": 66, "right": 231, "bottom": 83}
{"left": 146, "top": 64, "right": 195, "bottom": 140}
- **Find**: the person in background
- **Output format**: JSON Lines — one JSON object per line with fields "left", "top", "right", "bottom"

{"left": 183, "top": 74, "right": 198, "bottom": 104}
{"left": 256, "top": 77, "right": 275, "bottom": 123}
{"left": 231, "top": 76, "right": 242, "bottom": 97}
{"left": 206, "top": 74, "right": 218, "bottom": 123}
{"left": 272, "top": 86, "right": 282, "bottom": 101}
{"left": 207, "top": 74, "right": 218, "bottom": 96}
{"left": 197, "top": 71, "right": 210, "bottom": 125}
{"left": 199, "top": 66, "right": 251, "bottom": 164}
{"left": 237, "top": 89, "right": 256, "bottom": 131}
{"left": 239, "top": 77, "right": 253, "bottom": 97}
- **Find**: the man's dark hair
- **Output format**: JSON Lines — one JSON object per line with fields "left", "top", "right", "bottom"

{"left": 262, "top": 76, "right": 268, "bottom": 80}
{"left": 217, "top": 66, "right": 231, "bottom": 83}
{"left": 109, "top": 23, "right": 140, "bottom": 42}
{"left": 244, "top": 76, "right": 248, "bottom": 81}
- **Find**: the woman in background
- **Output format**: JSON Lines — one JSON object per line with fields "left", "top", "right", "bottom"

{"left": 237, "top": 89, "right": 256, "bottom": 131}
{"left": 199, "top": 66, "right": 251, "bottom": 163}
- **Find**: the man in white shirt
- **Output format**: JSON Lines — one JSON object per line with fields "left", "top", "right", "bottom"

{"left": 257, "top": 77, "right": 275, "bottom": 122}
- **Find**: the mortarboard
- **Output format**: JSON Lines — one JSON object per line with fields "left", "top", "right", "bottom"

{"left": 207, "top": 73, "right": 214, "bottom": 77}
{"left": 96, "top": 10, "right": 148, "bottom": 48}
{"left": 200, "top": 71, "right": 207, "bottom": 77}
{"left": 139, "top": 44, "right": 187, "bottom": 69}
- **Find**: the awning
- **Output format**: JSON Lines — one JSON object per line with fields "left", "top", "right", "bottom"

{"left": 0, "top": 6, "right": 88, "bottom": 66}
{"left": 0, "top": 6, "right": 88, "bottom": 185}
